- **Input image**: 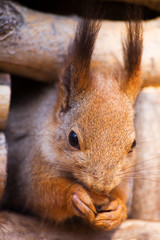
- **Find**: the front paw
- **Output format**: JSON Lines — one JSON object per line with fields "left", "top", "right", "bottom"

{"left": 94, "top": 198, "right": 127, "bottom": 231}
{"left": 70, "top": 184, "right": 97, "bottom": 223}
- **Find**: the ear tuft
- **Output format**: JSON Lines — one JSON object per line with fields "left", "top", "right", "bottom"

{"left": 122, "top": 8, "right": 143, "bottom": 102}
{"left": 57, "top": 16, "right": 101, "bottom": 114}
{"left": 71, "top": 18, "right": 101, "bottom": 90}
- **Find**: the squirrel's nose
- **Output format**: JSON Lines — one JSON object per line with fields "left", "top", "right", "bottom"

{"left": 85, "top": 175, "right": 106, "bottom": 193}
{"left": 84, "top": 173, "right": 115, "bottom": 194}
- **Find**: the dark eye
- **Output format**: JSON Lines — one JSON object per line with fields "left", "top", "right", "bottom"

{"left": 128, "top": 140, "right": 136, "bottom": 154}
{"left": 69, "top": 130, "right": 80, "bottom": 150}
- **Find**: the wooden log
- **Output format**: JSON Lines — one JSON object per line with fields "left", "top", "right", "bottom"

{"left": 0, "top": 74, "right": 11, "bottom": 130}
{"left": 0, "top": 0, "right": 75, "bottom": 82}
{"left": 0, "top": 211, "right": 160, "bottom": 240}
{"left": 0, "top": 133, "right": 7, "bottom": 204}
{"left": 132, "top": 87, "right": 160, "bottom": 220}
{"left": 0, "top": 1, "right": 160, "bottom": 87}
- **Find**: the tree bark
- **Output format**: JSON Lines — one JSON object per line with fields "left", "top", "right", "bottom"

{"left": 0, "top": 1, "right": 160, "bottom": 87}
{"left": 132, "top": 87, "right": 160, "bottom": 220}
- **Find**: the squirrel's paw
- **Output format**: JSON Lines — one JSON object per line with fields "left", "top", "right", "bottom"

{"left": 94, "top": 198, "right": 127, "bottom": 231}
{"left": 69, "top": 186, "right": 126, "bottom": 230}
{"left": 70, "top": 185, "right": 96, "bottom": 223}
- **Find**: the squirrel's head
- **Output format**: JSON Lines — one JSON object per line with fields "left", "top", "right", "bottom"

{"left": 53, "top": 17, "right": 143, "bottom": 194}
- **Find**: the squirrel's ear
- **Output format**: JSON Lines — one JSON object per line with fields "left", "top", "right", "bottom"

{"left": 57, "top": 18, "right": 101, "bottom": 114}
{"left": 122, "top": 18, "right": 143, "bottom": 103}
{"left": 57, "top": 65, "right": 72, "bottom": 113}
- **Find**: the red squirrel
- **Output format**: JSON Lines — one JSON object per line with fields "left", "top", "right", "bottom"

{"left": 2, "top": 12, "right": 143, "bottom": 231}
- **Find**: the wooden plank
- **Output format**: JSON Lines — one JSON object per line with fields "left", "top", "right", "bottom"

{"left": 132, "top": 87, "right": 160, "bottom": 220}
{"left": 0, "top": 132, "right": 7, "bottom": 204}
{"left": 0, "top": 74, "right": 11, "bottom": 130}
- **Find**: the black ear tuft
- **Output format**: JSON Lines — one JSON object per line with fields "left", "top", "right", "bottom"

{"left": 123, "top": 18, "right": 143, "bottom": 79}
{"left": 58, "top": 8, "right": 101, "bottom": 114}
{"left": 71, "top": 18, "right": 101, "bottom": 88}
{"left": 122, "top": 6, "right": 143, "bottom": 102}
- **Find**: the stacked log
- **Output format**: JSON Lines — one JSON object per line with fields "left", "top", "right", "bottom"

{"left": 0, "top": 1, "right": 160, "bottom": 87}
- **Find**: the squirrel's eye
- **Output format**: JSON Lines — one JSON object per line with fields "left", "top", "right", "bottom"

{"left": 128, "top": 139, "right": 136, "bottom": 154}
{"left": 69, "top": 130, "right": 80, "bottom": 150}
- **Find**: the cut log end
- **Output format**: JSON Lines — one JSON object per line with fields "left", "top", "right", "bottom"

{"left": 0, "top": 74, "right": 11, "bottom": 130}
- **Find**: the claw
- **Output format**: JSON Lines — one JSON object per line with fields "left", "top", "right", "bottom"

{"left": 70, "top": 185, "right": 96, "bottom": 223}
{"left": 94, "top": 199, "right": 127, "bottom": 231}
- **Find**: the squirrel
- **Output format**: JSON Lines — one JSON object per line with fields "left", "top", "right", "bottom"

{"left": 2, "top": 11, "right": 143, "bottom": 231}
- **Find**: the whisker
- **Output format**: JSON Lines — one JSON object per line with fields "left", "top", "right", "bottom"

{"left": 120, "top": 168, "right": 160, "bottom": 176}
{"left": 120, "top": 176, "right": 160, "bottom": 183}
{"left": 123, "top": 157, "right": 160, "bottom": 171}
